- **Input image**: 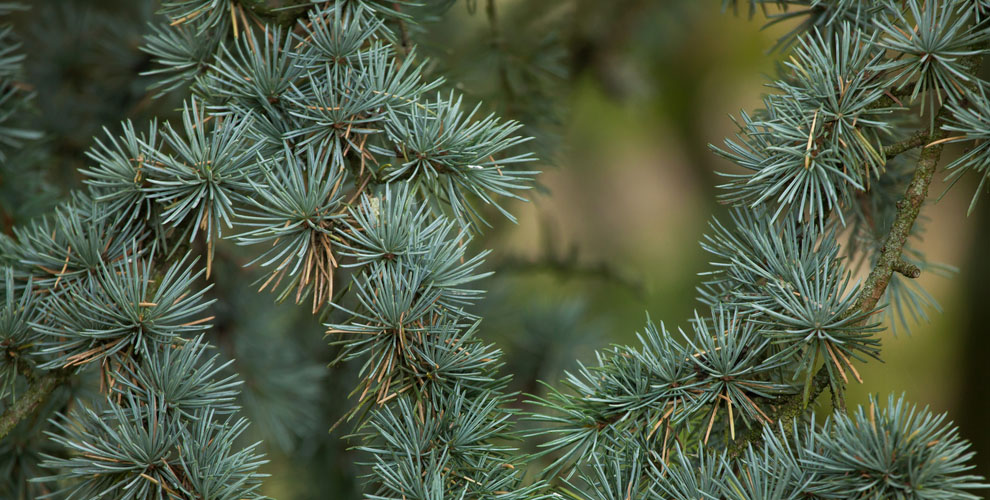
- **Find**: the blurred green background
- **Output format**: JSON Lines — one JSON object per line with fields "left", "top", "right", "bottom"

{"left": 7, "top": 0, "right": 990, "bottom": 497}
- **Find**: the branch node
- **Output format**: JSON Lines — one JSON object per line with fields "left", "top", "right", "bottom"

{"left": 893, "top": 260, "right": 922, "bottom": 279}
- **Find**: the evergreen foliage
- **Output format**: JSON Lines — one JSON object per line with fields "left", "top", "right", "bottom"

{"left": 0, "top": 0, "right": 988, "bottom": 499}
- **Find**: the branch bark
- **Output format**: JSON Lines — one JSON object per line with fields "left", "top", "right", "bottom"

{"left": 851, "top": 117, "right": 948, "bottom": 314}
{"left": 0, "top": 368, "right": 71, "bottom": 439}
{"left": 883, "top": 128, "right": 932, "bottom": 158}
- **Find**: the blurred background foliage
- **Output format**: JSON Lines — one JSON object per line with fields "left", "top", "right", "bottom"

{"left": 5, "top": 0, "right": 990, "bottom": 497}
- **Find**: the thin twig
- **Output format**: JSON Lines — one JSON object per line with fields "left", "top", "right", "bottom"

{"left": 883, "top": 128, "right": 931, "bottom": 158}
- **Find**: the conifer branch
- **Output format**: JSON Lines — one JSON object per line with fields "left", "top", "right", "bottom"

{"left": 727, "top": 106, "right": 951, "bottom": 458}
{"left": 853, "top": 41, "right": 987, "bottom": 315}
{"left": 4, "top": 2, "right": 989, "bottom": 498}
{"left": 731, "top": 45, "right": 985, "bottom": 455}
{"left": 727, "top": 37, "right": 988, "bottom": 456}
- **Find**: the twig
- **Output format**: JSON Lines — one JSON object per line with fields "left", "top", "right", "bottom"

{"left": 239, "top": 0, "right": 311, "bottom": 28}
{"left": 496, "top": 249, "right": 646, "bottom": 298}
{"left": 0, "top": 368, "right": 72, "bottom": 439}
{"left": 883, "top": 129, "right": 931, "bottom": 158}
{"left": 393, "top": 3, "right": 410, "bottom": 56}
{"left": 486, "top": 0, "right": 515, "bottom": 113}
